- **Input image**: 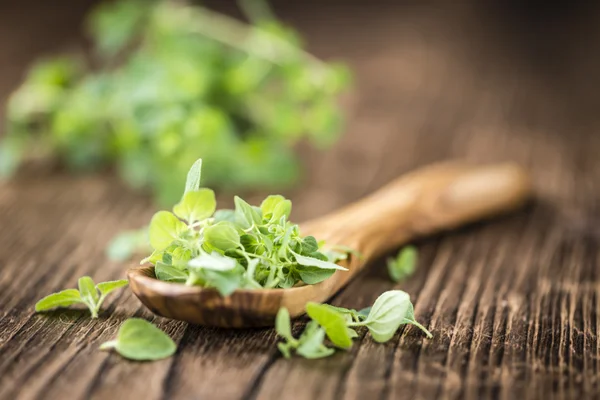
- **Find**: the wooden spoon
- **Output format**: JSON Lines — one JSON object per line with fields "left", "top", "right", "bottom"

{"left": 128, "top": 161, "right": 531, "bottom": 327}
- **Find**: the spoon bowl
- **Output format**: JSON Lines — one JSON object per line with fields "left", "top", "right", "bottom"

{"left": 129, "top": 161, "right": 532, "bottom": 327}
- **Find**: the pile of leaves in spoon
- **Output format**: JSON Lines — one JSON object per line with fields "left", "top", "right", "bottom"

{"left": 143, "top": 158, "right": 350, "bottom": 295}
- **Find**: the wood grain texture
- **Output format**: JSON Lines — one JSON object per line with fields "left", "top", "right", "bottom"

{"left": 1, "top": 1, "right": 600, "bottom": 399}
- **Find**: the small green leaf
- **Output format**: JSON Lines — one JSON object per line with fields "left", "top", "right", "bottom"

{"left": 275, "top": 307, "right": 292, "bottom": 340}
{"left": 183, "top": 158, "right": 203, "bottom": 195}
{"left": 35, "top": 289, "right": 82, "bottom": 312}
{"left": 213, "top": 209, "right": 236, "bottom": 223}
{"left": 292, "top": 250, "right": 347, "bottom": 271}
{"left": 78, "top": 276, "right": 99, "bottom": 306}
{"left": 188, "top": 251, "right": 237, "bottom": 271}
{"left": 364, "top": 290, "right": 412, "bottom": 342}
{"left": 305, "top": 302, "right": 353, "bottom": 349}
{"left": 260, "top": 194, "right": 291, "bottom": 222}
{"left": 296, "top": 265, "right": 336, "bottom": 284}
{"left": 357, "top": 307, "right": 371, "bottom": 319}
{"left": 203, "top": 222, "right": 241, "bottom": 251}
{"left": 148, "top": 211, "right": 187, "bottom": 251}
{"left": 234, "top": 196, "right": 262, "bottom": 229}
{"left": 296, "top": 325, "right": 334, "bottom": 359}
{"left": 99, "top": 318, "right": 176, "bottom": 361}
{"left": 202, "top": 268, "right": 243, "bottom": 296}
{"left": 300, "top": 236, "right": 319, "bottom": 254}
{"left": 155, "top": 262, "right": 188, "bottom": 283}
{"left": 387, "top": 246, "right": 417, "bottom": 283}
{"left": 260, "top": 195, "right": 285, "bottom": 217}
{"left": 106, "top": 228, "right": 149, "bottom": 261}
{"left": 96, "top": 279, "right": 129, "bottom": 297}
{"left": 173, "top": 189, "right": 216, "bottom": 224}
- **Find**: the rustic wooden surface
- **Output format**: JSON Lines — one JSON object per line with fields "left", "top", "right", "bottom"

{"left": 1, "top": 2, "right": 600, "bottom": 399}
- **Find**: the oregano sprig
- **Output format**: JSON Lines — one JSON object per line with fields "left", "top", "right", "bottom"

{"left": 276, "top": 290, "right": 432, "bottom": 359}
{"left": 35, "top": 277, "right": 128, "bottom": 318}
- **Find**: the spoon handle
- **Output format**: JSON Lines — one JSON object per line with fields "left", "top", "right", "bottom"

{"left": 302, "top": 161, "right": 531, "bottom": 262}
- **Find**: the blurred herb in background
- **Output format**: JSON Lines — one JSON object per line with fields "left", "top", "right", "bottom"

{"left": 0, "top": 0, "right": 351, "bottom": 206}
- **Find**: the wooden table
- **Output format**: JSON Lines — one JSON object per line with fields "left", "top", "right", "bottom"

{"left": 1, "top": 2, "right": 599, "bottom": 399}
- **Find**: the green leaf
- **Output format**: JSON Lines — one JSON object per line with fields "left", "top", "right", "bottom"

{"left": 203, "top": 222, "right": 241, "bottom": 251}
{"left": 173, "top": 189, "right": 216, "bottom": 224}
{"left": 234, "top": 196, "right": 262, "bottom": 229}
{"left": 387, "top": 246, "right": 417, "bottom": 283}
{"left": 296, "top": 325, "right": 334, "bottom": 359}
{"left": 96, "top": 279, "right": 129, "bottom": 297}
{"left": 291, "top": 250, "right": 347, "bottom": 271}
{"left": 364, "top": 290, "right": 412, "bottom": 342}
{"left": 78, "top": 276, "right": 99, "bottom": 305}
{"left": 275, "top": 307, "right": 292, "bottom": 340}
{"left": 213, "top": 209, "right": 236, "bottom": 223}
{"left": 183, "top": 158, "right": 203, "bottom": 195}
{"left": 357, "top": 307, "right": 371, "bottom": 319}
{"left": 148, "top": 211, "right": 187, "bottom": 251}
{"left": 296, "top": 265, "right": 336, "bottom": 285}
{"left": 35, "top": 289, "right": 82, "bottom": 312}
{"left": 99, "top": 318, "right": 176, "bottom": 361}
{"left": 155, "top": 262, "right": 188, "bottom": 283}
{"left": 260, "top": 195, "right": 291, "bottom": 222}
{"left": 202, "top": 268, "right": 243, "bottom": 296}
{"left": 188, "top": 251, "right": 237, "bottom": 271}
{"left": 305, "top": 302, "right": 353, "bottom": 349}
{"left": 106, "top": 228, "right": 149, "bottom": 261}
{"left": 300, "top": 236, "right": 319, "bottom": 255}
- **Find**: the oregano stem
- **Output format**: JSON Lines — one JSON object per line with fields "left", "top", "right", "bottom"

{"left": 99, "top": 340, "right": 118, "bottom": 350}
{"left": 405, "top": 319, "right": 433, "bottom": 339}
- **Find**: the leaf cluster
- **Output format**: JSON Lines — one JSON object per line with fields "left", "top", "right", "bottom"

{"left": 276, "top": 290, "right": 432, "bottom": 359}
{"left": 0, "top": 0, "right": 351, "bottom": 206}
{"left": 35, "top": 277, "right": 128, "bottom": 318}
{"left": 145, "top": 159, "right": 349, "bottom": 295}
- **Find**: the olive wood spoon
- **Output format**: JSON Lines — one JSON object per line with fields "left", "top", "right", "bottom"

{"left": 128, "top": 161, "right": 531, "bottom": 327}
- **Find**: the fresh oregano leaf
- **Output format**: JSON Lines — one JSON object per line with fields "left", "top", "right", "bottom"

{"left": 35, "top": 289, "right": 83, "bottom": 312}
{"left": 275, "top": 307, "right": 293, "bottom": 340}
{"left": 363, "top": 290, "right": 432, "bottom": 342}
{"left": 234, "top": 196, "right": 262, "bottom": 229}
{"left": 96, "top": 279, "right": 129, "bottom": 297}
{"left": 213, "top": 209, "right": 236, "bottom": 223}
{"left": 203, "top": 222, "right": 241, "bottom": 251}
{"left": 184, "top": 158, "right": 203, "bottom": 195}
{"left": 78, "top": 276, "right": 100, "bottom": 317}
{"left": 99, "top": 318, "right": 176, "bottom": 361}
{"left": 305, "top": 302, "right": 353, "bottom": 349}
{"left": 296, "top": 323, "right": 334, "bottom": 359}
{"left": 173, "top": 189, "right": 216, "bottom": 224}
{"left": 292, "top": 250, "right": 348, "bottom": 271}
{"left": 148, "top": 211, "right": 187, "bottom": 251}
{"left": 295, "top": 265, "right": 336, "bottom": 285}
{"left": 154, "top": 262, "right": 188, "bottom": 283}
{"left": 387, "top": 245, "right": 417, "bottom": 283}
{"left": 260, "top": 195, "right": 285, "bottom": 220}
{"left": 188, "top": 251, "right": 237, "bottom": 271}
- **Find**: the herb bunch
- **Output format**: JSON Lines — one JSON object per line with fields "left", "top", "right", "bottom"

{"left": 276, "top": 290, "right": 432, "bottom": 359}
{"left": 145, "top": 159, "right": 348, "bottom": 295}
{"left": 0, "top": 0, "right": 350, "bottom": 206}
